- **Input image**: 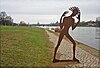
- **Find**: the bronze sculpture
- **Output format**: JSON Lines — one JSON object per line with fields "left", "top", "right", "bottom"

{"left": 53, "top": 7, "right": 81, "bottom": 63}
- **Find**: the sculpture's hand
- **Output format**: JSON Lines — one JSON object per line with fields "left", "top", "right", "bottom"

{"left": 76, "top": 12, "right": 80, "bottom": 21}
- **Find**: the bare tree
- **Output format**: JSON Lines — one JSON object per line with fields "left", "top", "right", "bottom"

{"left": 0, "top": 12, "right": 13, "bottom": 26}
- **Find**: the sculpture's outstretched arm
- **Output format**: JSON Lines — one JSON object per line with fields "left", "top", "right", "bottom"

{"left": 60, "top": 11, "right": 68, "bottom": 29}
{"left": 60, "top": 15, "right": 63, "bottom": 29}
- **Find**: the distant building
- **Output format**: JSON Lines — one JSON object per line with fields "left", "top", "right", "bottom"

{"left": 96, "top": 17, "right": 100, "bottom": 27}
{"left": 96, "top": 17, "right": 100, "bottom": 21}
{"left": 87, "top": 20, "right": 96, "bottom": 26}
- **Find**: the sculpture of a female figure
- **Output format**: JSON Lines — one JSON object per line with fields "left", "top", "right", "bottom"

{"left": 53, "top": 7, "right": 81, "bottom": 63}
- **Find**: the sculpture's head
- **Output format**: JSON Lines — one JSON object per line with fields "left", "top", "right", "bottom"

{"left": 69, "top": 7, "right": 80, "bottom": 16}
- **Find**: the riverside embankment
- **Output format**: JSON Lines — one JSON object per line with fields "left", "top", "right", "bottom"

{"left": 46, "top": 30, "right": 100, "bottom": 68}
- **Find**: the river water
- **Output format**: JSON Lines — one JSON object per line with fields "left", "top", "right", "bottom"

{"left": 69, "top": 27, "right": 100, "bottom": 50}
{"left": 39, "top": 26, "right": 100, "bottom": 50}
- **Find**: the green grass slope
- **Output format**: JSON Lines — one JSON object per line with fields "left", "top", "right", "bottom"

{"left": 0, "top": 26, "right": 53, "bottom": 67}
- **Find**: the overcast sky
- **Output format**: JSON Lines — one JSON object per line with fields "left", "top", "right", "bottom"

{"left": 0, "top": 0, "right": 100, "bottom": 24}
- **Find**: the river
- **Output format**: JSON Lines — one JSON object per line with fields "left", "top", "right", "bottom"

{"left": 39, "top": 26, "right": 100, "bottom": 50}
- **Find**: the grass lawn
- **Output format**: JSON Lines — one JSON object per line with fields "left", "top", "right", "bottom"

{"left": 0, "top": 26, "right": 53, "bottom": 67}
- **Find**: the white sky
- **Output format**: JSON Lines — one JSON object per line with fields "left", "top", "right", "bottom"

{"left": 0, "top": 0, "right": 100, "bottom": 24}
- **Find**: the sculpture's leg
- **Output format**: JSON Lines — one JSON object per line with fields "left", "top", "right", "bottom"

{"left": 65, "top": 33, "right": 77, "bottom": 60}
{"left": 53, "top": 33, "right": 64, "bottom": 63}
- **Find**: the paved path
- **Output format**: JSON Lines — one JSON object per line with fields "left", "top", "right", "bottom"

{"left": 46, "top": 30, "right": 100, "bottom": 68}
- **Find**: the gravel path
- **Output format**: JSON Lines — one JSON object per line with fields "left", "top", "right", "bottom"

{"left": 46, "top": 30, "right": 100, "bottom": 68}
